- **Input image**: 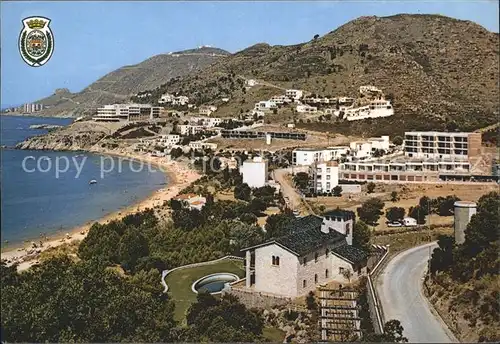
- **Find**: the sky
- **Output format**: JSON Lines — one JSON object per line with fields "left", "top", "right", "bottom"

{"left": 1, "top": 1, "right": 499, "bottom": 107}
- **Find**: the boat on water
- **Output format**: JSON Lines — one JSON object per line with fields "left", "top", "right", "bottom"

{"left": 89, "top": 179, "right": 97, "bottom": 185}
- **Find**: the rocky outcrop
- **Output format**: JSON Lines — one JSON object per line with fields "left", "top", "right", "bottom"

{"left": 16, "top": 121, "right": 109, "bottom": 151}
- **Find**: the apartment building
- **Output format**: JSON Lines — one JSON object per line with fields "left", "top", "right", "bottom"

{"left": 93, "top": 104, "right": 160, "bottom": 122}
{"left": 339, "top": 158, "right": 471, "bottom": 183}
{"left": 254, "top": 100, "right": 278, "bottom": 111}
{"left": 343, "top": 100, "right": 393, "bottom": 121}
{"left": 158, "top": 134, "right": 180, "bottom": 146}
{"left": 404, "top": 131, "right": 482, "bottom": 160}
{"left": 310, "top": 161, "right": 340, "bottom": 193}
{"left": 285, "top": 89, "right": 304, "bottom": 100}
{"left": 296, "top": 104, "right": 318, "bottom": 113}
{"left": 292, "top": 147, "right": 349, "bottom": 166}
{"left": 240, "top": 157, "right": 268, "bottom": 188}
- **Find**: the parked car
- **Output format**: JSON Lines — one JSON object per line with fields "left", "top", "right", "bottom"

{"left": 387, "top": 221, "right": 402, "bottom": 227}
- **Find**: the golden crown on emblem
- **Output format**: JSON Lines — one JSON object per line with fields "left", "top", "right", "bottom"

{"left": 27, "top": 19, "right": 46, "bottom": 29}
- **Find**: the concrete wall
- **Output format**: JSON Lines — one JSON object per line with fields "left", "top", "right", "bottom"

{"left": 254, "top": 244, "right": 298, "bottom": 297}
{"left": 225, "top": 288, "right": 291, "bottom": 309}
{"left": 338, "top": 184, "right": 362, "bottom": 194}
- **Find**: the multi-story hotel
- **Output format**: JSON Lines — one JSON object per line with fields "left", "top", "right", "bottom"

{"left": 93, "top": 104, "right": 161, "bottom": 122}
{"left": 403, "top": 131, "right": 482, "bottom": 160}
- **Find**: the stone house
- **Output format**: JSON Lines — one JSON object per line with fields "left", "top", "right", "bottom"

{"left": 241, "top": 212, "right": 368, "bottom": 298}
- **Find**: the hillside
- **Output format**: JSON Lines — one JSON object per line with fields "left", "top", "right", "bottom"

{"left": 34, "top": 47, "right": 230, "bottom": 117}
{"left": 147, "top": 14, "right": 499, "bottom": 135}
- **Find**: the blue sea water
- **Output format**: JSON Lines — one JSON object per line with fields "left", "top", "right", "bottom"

{"left": 0, "top": 116, "right": 167, "bottom": 245}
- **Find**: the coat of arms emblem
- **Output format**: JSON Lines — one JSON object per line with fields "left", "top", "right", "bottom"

{"left": 19, "top": 16, "right": 54, "bottom": 67}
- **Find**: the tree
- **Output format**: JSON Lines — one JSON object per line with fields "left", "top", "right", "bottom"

{"left": 1, "top": 257, "right": 177, "bottom": 342}
{"left": 186, "top": 292, "right": 263, "bottom": 342}
{"left": 239, "top": 212, "right": 258, "bottom": 225}
{"left": 386, "top": 207, "right": 405, "bottom": 223}
{"left": 382, "top": 320, "right": 408, "bottom": 342}
{"left": 306, "top": 291, "right": 317, "bottom": 310}
{"left": 408, "top": 205, "right": 426, "bottom": 225}
{"left": 437, "top": 195, "right": 460, "bottom": 216}
{"left": 392, "top": 136, "right": 403, "bottom": 146}
{"left": 333, "top": 185, "right": 342, "bottom": 197}
{"left": 293, "top": 172, "right": 310, "bottom": 190}
{"left": 353, "top": 221, "right": 372, "bottom": 252}
{"left": 313, "top": 34, "right": 320, "bottom": 40}
{"left": 366, "top": 182, "right": 376, "bottom": 193}
{"left": 418, "top": 196, "right": 432, "bottom": 215}
{"left": 357, "top": 198, "right": 385, "bottom": 226}
{"left": 234, "top": 183, "right": 251, "bottom": 201}
{"left": 247, "top": 198, "right": 267, "bottom": 215}
{"left": 265, "top": 212, "right": 294, "bottom": 239}
{"left": 390, "top": 191, "right": 399, "bottom": 202}
{"left": 430, "top": 234, "right": 455, "bottom": 274}
{"left": 118, "top": 228, "right": 150, "bottom": 271}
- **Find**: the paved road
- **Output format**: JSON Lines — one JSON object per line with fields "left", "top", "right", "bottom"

{"left": 376, "top": 243, "right": 457, "bottom": 343}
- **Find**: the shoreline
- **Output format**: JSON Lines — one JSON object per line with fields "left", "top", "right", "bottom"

{"left": 1, "top": 147, "right": 201, "bottom": 269}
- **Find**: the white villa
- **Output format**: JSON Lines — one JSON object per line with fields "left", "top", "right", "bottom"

{"left": 255, "top": 100, "right": 278, "bottom": 111}
{"left": 340, "top": 100, "right": 393, "bottom": 121}
{"left": 292, "top": 147, "right": 349, "bottom": 166}
{"left": 296, "top": 104, "right": 318, "bottom": 113}
{"left": 285, "top": 89, "right": 304, "bottom": 101}
{"left": 242, "top": 211, "right": 368, "bottom": 297}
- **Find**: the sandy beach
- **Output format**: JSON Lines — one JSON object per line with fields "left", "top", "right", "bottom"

{"left": 1, "top": 148, "right": 201, "bottom": 270}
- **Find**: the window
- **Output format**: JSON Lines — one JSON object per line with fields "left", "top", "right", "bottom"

{"left": 325, "top": 248, "right": 329, "bottom": 257}
{"left": 326, "top": 168, "right": 331, "bottom": 173}
{"left": 339, "top": 267, "right": 345, "bottom": 274}
{"left": 345, "top": 223, "right": 350, "bottom": 235}
{"left": 271, "top": 256, "right": 280, "bottom": 266}
{"left": 303, "top": 257, "right": 307, "bottom": 265}
{"left": 326, "top": 182, "right": 331, "bottom": 189}
{"left": 314, "top": 252, "right": 319, "bottom": 262}
{"left": 303, "top": 280, "right": 307, "bottom": 288}
{"left": 314, "top": 274, "right": 318, "bottom": 283}
{"left": 326, "top": 175, "right": 330, "bottom": 180}
{"left": 325, "top": 269, "right": 329, "bottom": 278}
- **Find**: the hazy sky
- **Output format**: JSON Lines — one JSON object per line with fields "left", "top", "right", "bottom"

{"left": 1, "top": 1, "right": 499, "bottom": 107}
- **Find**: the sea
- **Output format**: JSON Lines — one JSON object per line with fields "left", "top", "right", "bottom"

{"left": 0, "top": 115, "right": 167, "bottom": 247}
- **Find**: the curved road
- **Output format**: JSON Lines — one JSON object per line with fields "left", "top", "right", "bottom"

{"left": 376, "top": 243, "right": 457, "bottom": 343}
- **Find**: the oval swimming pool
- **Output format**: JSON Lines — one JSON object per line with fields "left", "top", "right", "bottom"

{"left": 191, "top": 273, "right": 239, "bottom": 294}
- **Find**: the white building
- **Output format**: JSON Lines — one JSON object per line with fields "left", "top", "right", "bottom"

{"left": 188, "top": 141, "right": 218, "bottom": 150}
{"left": 292, "top": 147, "right": 349, "bottom": 166}
{"left": 359, "top": 85, "right": 382, "bottom": 95}
{"left": 246, "top": 79, "right": 258, "bottom": 87}
{"left": 190, "top": 116, "right": 222, "bottom": 127}
{"left": 403, "top": 131, "right": 482, "bottom": 160}
{"left": 285, "top": 89, "right": 304, "bottom": 101}
{"left": 178, "top": 124, "right": 205, "bottom": 135}
{"left": 270, "top": 95, "right": 292, "bottom": 104}
{"left": 254, "top": 101, "right": 278, "bottom": 111}
{"left": 368, "top": 136, "right": 390, "bottom": 151}
{"left": 158, "top": 93, "right": 174, "bottom": 104}
{"left": 240, "top": 157, "right": 268, "bottom": 188}
{"left": 311, "top": 161, "right": 340, "bottom": 193}
{"left": 158, "top": 134, "right": 180, "bottom": 146}
{"left": 342, "top": 100, "right": 393, "bottom": 121}
{"left": 296, "top": 104, "right": 318, "bottom": 113}
{"left": 172, "top": 96, "right": 189, "bottom": 106}
{"left": 349, "top": 141, "right": 373, "bottom": 159}
{"left": 241, "top": 212, "right": 367, "bottom": 297}
{"left": 93, "top": 104, "right": 160, "bottom": 122}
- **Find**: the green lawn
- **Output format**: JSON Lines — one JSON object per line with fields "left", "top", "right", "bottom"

{"left": 262, "top": 327, "right": 286, "bottom": 342}
{"left": 164, "top": 258, "right": 245, "bottom": 322}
